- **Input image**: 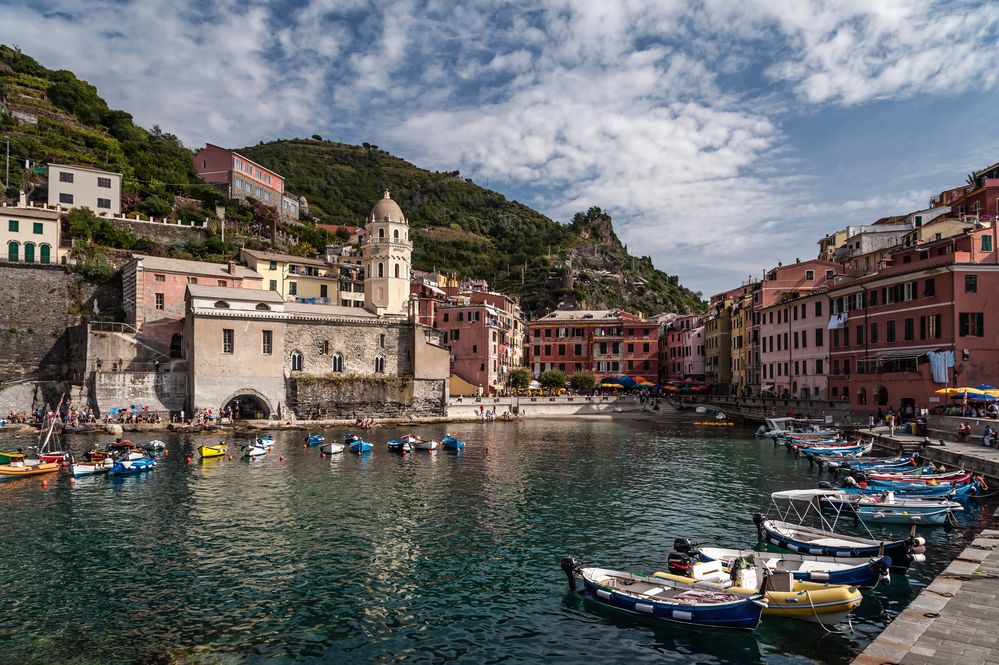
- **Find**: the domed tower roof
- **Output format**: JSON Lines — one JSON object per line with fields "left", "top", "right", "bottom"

{"left": 370, "top": 190, "right": 406, "bottom": 224}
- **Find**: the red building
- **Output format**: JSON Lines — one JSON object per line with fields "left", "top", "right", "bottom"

{"left": 527, "top": 309, "right": 659, "bottom": 380}
{"left": 193, "top": 144, "right": 285, "bottom": 208}
{"left": 827, "top": 227, "right": 999, "bottom": 413}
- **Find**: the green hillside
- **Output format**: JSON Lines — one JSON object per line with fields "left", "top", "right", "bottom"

{"left": 0, "top": 45, "right": 703, "bottom": 315}
{"left": 240, "top": 139, "right": 704, "bottom": 315}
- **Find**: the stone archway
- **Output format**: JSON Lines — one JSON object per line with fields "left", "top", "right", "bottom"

{"left": 221, "top": 389, "right": 273, "bottom": 419}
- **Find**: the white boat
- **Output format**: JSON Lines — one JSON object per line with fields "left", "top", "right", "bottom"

{"left": 818, "top": 489, "right": 963, "bottom": 526}
{"left": 414, "top": 437, "right": 439, "bottom": 451}
{"left": 757, "top": 417, "right": 840, "bottom": 439}
{"left": 142, "top": 439, "right": 166, "bottom": 452}
{"left": 320, "top": 441, "right": 345, "bottom": 454}
{"left": 241, "top": 443, "right": 268, "bottom": 458}
{"left": 68, "top": 459, "right": 114, "bottom": 476}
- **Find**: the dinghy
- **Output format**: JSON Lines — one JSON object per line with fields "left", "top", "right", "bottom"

{"left": 305, "top": 434, "right": 324, "bottom": 446}
{"left": 198, "top": 444, "right": 228, "bottom": 459}
{"left": 68, "top": 458, "right": 114, "bottom": 476}
{"left": 345, "top": 435, "right": 373, "bottom": 454}
{"left": 653, "top": 556, "right": 862, "bottom": 626}
{"left": 142, "top": 440, "right": 166, "bottom": 452}
{"left": 0, "top": 461, "right": 61, "bottom": 479}
{"left": 241, "top": 443, "right": 268, "bottom": 458}
{"left": 108, "top": 457, "right": 156, "bottom": 476}
{"left": 818, "top": 489, "right": 963, "bottom": 526}
{"left": 320, "top": 440, "right": 345, "bottom": 454}
{"left": 442, "top": 435, "right": 465, "bottom": 451}
{"left": 560, "top": 557, "right": 767, "bottom": 630}
{"left": 387, "top": 436, "right": 414, "bottom": 453}
{"left": 754, "top": 489, "right": 927, "bottom": 571}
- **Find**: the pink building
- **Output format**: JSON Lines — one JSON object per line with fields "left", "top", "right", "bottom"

{"left": 122, "top": 255, "right": 263, "bottom": 356}
{"left": 193, "top": 144, "right": 285, "bottom": 208}
{"left": 827, "top": 227, "right": 999, "bottom": 413}
{"left": 661, "top": 314, "right": 705, "bottom": 381}
{"left": 759, "top": 258, "right": 844, "bottom": 308}
{"left": 758, "top": 290, "right": 830, "bottom": 399}
{"left": 436, "top": 293, "right": 525, "bottom": 393}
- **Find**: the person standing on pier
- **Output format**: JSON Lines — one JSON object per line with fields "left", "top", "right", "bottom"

{"left": 886, "top": 412, "right": 896, "bottom": 436}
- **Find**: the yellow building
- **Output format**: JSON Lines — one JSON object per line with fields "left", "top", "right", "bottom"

{"left": 241, "top": 249, "right": 340, "bottom": 304}
{"left": 1, "top": 203, "right": 63, "bottom": 265}
{"left": 729, "top": 294, "right": 753, "bottom": 395}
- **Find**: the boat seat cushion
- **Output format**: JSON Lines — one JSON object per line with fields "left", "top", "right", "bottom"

{"left": 691, "top": 560, "right": 726, "bottom": 581}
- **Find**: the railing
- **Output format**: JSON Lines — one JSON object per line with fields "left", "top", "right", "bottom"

{"left": 365, "top": 237, "right": 413, "bottom": 249}
{"left": 90, "top": 321, "right": 139, "bottom": 335}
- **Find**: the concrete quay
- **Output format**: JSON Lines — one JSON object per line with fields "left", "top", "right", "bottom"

{"left": 854, "top": 519, "right": 999, "bottom": 665}
{"left": 856, "top": 426, "right": 999, "bottom": 482}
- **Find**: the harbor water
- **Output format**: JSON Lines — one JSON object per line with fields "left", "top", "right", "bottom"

{"left": 1, "top": 414, "right": 994, "bottom": 664}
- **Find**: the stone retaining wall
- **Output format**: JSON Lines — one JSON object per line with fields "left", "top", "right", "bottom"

{"left": 289, "top": 376, "right": 446, "bottom": 419}
{"left": 94, "top": 371, "right": 187, "bottom": 415}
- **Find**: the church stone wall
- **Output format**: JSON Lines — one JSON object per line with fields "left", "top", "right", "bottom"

{"left": 288, "top": 376, "right": 446, "bottom": 419}
{"left": 284, "top": 319, "right": 414, "bottom": 378}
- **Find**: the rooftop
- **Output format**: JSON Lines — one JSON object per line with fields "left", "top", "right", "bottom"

{"left": 134, "top": 254, "right": 263, "bottom": 279}
{"left": 48, "top": 163, "right": 122, "bottom": 176}
{"left": 241, "top": 248, "right": 329, "bottom": 267}
{"left": 186, "top": 284, "right": 283, "bottom": 302}
{"left": 538, "top": 309, "right": 636, "bottom": 321}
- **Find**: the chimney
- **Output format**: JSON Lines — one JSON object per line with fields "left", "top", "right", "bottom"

{"left": 227, "top": 261, "right": 236, "bottom": 275}
{"left": 796, "top": 257, "right": 800, "bottom": 263}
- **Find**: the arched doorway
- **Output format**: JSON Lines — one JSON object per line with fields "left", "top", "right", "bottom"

{"left": 170, "top": 333, "right": 183, "bottom": 359}
{"left": 222, "top": 390, "right": 272, "bottom": 419}
{"left": 875, "top": 385, "right": 889, "bottom": 406}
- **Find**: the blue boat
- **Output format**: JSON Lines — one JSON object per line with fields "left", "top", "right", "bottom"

{"left": 108, "top": 457, "right": 156, "bottom": 476}
{"left": 387, "top": 435, "right": 415, "bottom": 453}
{"left": 826, "top": 478, "right": 982, "bottom": 500}
{"left": 691, "top": 545, "right": 892, "bottom": 589}
{"left": 560, "top": 557, "right": 767, "bottom": 630}
{"left": 345, "top": 434, "right": 372, "bottom": 454}
{"left": 304, "top": 434, "right": 324, "bottom": 446}
{"left": 442, "top": 435, "right": 465, "bottom": 451}
{"left": 754, "top": 490, "right": 928, "bottom": 571}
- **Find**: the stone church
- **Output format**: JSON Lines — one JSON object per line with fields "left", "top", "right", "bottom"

{"left": 184, "top": 192, "right": 450, "bottom": 419}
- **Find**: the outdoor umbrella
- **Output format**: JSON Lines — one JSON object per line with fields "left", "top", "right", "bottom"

{"left": 974, "top": 384, "right": 997, "bottom": 391}
{"left": 618, "top": 376, "right": 637, "bottom": 389}
{"left": 950, "top": 391, "right": 997, "bottom": 401}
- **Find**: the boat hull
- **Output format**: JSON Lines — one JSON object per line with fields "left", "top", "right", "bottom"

{"left": 349, "top": 441, "right": 373, "bottom": 454}
{"left": 69, "top": 460, "right": 113, "bottom": 476}
{"left": 754, "top": 515, "right": 922, "bottom": 570}
{"left": 576, "top": 566, "right": 766, "bottom": 630}
{"left": 198, "top": 445, "right": 228, "bottom": 459}
{"left": 320, "top": 442, "right": 345, "bottom": 454}
{"left": 0, "top": 462, "right": 61, "bottom": 479}
{"left": 695, "top": 547, "right": 890, "bottom": 589}
{"left": 109, "top": 459, "right": 156, "bottom": 476}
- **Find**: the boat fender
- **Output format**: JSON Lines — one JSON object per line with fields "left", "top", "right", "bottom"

{"left": 911, "top": 553, "right": 927, "bottom": 564}
{"left": 560, "top": 556, "right": 580, "bottom": 590}
{"left": 910, "top": 536, "right": 926, "bottom": 547}
{"left": 809, "top": 571, "right": 829, "bottom": 582}
{"left": 909, "top": 545, "right": 926, "bottom": 555}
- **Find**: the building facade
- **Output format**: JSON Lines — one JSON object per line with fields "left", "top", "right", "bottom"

{"left": 527, "top": 310, "right": 658, "bottom": 380}
{"left": 1, "top": 203, "right": 61, "bottom": 265}
{"left": 241, "top": 249, "right": 339, "bottom": 304}
{"left": 122, "top": 255, "right": 263, "bottom": 354}
{"left": 758, "top": 290, "right": 829, "bottom": 399}
{"left": 826, "top": 227, "right": 999, "bottom": 413}
{"left": 661, "top": 314, "right": 705, "bottom": 381}
{"left": 363, "top": 191, "right": 412, "bottom": 316}
{"left": 193, "top": 144, "right": 284, "bottom": 208}
{"left": 47, "top": 164, "right": 122, "bottom": 215}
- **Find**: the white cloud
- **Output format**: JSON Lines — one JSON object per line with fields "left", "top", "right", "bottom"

{"left": 3, "top": 0, "right": 999, "bottom": 297}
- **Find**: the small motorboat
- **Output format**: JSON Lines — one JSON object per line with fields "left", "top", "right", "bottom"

{"left": 142, "top": 440, "right": 167, "bottom": 453}
{"left": 413, "top": 436, "right": 439, "bottom": 451}
{"left": 345, "top": 435, "right": 373, "bottom": 454}
{"left": 68, "top": 459, "right": 114, "bottom": 476}
{"left": 684, "top": 541, "right": 891, "bottom": 589}
{"left": 818, "top": 489, "right": 963, "bottom": 526}
{"left": 442, "top": 435, "right": 465, "bottom": 451}
{"left": 0, "top": 461, "right": 61, "bottom": 479}
{"left": 305, "top": 434, "right": 324, "bottom": 446}
{"left": 198, "top": 444, "right": 228, "bottom": 459}
{"left": 560, "top": 557, "right": 767, "bottom": 630}
{"left": 653, "top": 555, "right": 862, "bottom": 626}
{"left": 39, "top": 450, "right": 71, "bottom": 465}
{"left": 755, "top": 489, "right": 927, "bottom": 571}
{"left": 320, "top": 440, "right": 345, "bottom": 454}
{"left": 387, "top": 436, "right": 414, "bottom": 453}
{"left": 108, "top": 457, "right": 156, "bottom": 476}
{"left": 257, "top": 436, "right": 275, "bottom": 448}
{"left": 241, "top": 443, "right": 268, "bottom": 458}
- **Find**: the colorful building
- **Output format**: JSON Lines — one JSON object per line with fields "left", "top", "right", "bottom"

{"left": 661, "top": 314, "right": 705, "bottom": 381}
{"left": 241, "top": 249, "right": 339, "bottom": 304}
{"left": 122, "top": 254, "right": 263, "bottom": 355}
{"left": 826, "top": 227, "right": 999, "bottom": 413}
{"left": 193, "top": 144, "right": 288, "bottom": 212}
{"left": 1, "top": 203, "right": 62, "bottom": 265}
{"left": 758, "top": 290, "right": 830, "bottom": 399}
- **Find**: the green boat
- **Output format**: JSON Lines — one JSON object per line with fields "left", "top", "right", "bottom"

{"left": 0, "top": 451, "right": 26, "bottom": 465}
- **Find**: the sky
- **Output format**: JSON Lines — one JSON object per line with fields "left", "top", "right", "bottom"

{"left": 4, "top": 0, "right": 999, "bottom": 296}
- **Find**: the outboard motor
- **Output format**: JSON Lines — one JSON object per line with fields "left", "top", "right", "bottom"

{"left": 560, "top": 556, "right": 580, "bottom": 590}
{"left": 752, "top": 513, "right": 765, "bottom": 541}
{"left": 817, "top": 481, "right": 832, "bottom": 490}
{"left": 851, "top": 472, "right": 868, "bottom": 484}
{"left": 672, "top": 537, "right": 699, "bottom": 555}
{"left": 667, "top": 551, "right": 693, "bottom": 577}
{"left": 842, "top": 476, "right": 858, "bottom": 488}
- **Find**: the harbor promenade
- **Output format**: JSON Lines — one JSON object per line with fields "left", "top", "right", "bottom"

{"left": 853, "top": 514, "right": 999, "bottom": 665}
{"left": 859, "top": 425, "right": 999, "bottom": 482}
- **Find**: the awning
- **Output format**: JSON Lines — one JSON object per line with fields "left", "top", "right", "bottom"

{"left": 861, "top": 348, "right": 940, "bottom": 361}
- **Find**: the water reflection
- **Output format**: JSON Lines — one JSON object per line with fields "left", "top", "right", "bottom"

{"left": 0, "top": 415, "right": 992, "bottom": 664}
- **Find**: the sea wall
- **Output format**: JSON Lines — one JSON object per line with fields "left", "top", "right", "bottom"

{"left": 447, "top": 395, "right": 644, "bottom": 418}
{"left": 93, "top": 371, "right": 188, "bottom": 415}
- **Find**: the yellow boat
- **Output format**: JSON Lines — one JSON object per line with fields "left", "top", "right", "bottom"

{"left": 0, "top": 451, "right": 26, "bottom": 464}
{"left": 653, "top": 561, "right": 862, "bottom": 625}
{"left": 0, "top": 461, "right": 61, "bottom": 479}
{"left": 198, "top": 444, "right": 228, "bottom": 459}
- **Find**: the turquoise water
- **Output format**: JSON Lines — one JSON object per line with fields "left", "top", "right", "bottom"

{"left": 0, "top": 414, "right": 993, "bottom": 664}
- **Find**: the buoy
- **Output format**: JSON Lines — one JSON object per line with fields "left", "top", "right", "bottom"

{"left": 321, "top": 452, "right": 326, "bottom": 458}
{"left": 70, "top": 477, "right": 77, "bottom": 485}
{"left": 303, "top": 443, "right": 307, "bottom": 448}
{"left": 186, "top": 455, "right": 192, "bottom": 464}
{"left": 280, "top": 456, "right": 285, "bottom": 462}
{"left": 164, "top": 449, "right": 169, "bottom": 456}
{"left": 41, "top": 480, "right": 48, "bottom": 488}
{"left": 228, "top": 455, "right": 234, "bottom": 461}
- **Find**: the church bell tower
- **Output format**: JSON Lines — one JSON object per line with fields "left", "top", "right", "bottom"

{"left": 363, "top": 190, "right": 412, "bottom": 316}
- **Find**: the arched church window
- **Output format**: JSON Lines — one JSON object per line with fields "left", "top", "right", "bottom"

{"left": 332, "top": 353, "right": 344, "bottom": 372}
{"left": 374, "top": 355, "right": 385, "bottom": 374}
{"left": 379, "top": 228, "right": 385, "bottom": 239}
{"left": 291, "top": 351, "right": 303, "bottom": 372}
{"left": 378, "top": 263, "right": 384, "bottom": 278}
{"left": 394, "top": 263, "right": 400, "bottom": 278}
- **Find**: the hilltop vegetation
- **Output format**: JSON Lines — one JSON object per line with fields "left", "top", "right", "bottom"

{"left": 241, "top": 140, "right": 703, "bottom": 314}
{"left": 1, "top": 45, "right": 702, "bottom": 314}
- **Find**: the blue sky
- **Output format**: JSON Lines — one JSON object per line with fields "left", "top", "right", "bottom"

{"left": 4, "top": 0, "right": 999, "bottom": 297}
